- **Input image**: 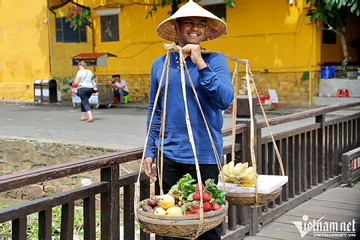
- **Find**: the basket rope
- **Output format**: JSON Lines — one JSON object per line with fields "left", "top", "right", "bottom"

{"left": 178, "top": 45, "right": 204, "bottom": 238}
{"left": 157, "top": 54, "right": 171, "bottom": 195}
{"left": 189, "top": 42, "right": 286, "bottom": 207}
{"left": 134, "top": 51, "right": 170, "bottom": 228}
{"left": 231, "top": 62, "right": 239, "bottom": 163}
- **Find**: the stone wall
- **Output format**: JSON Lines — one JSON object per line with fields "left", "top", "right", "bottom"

{"left": 54, "top": 74, "right": 151, "bottom": 103}
{"left": 0, "top": 137, "right": 140, "bottom": 201}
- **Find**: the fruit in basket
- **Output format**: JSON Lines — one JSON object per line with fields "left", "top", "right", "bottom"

{"left": 147, "top": 198, "right": 158, "bottom": 207}
{"left": 203, "top": 202, "right": 211, "bottom": 212}
{"left": 166, "top": 206, "right": 182, "bottom": 216}
{"left": 233, "top": 167, "right": 254, "bottom": 185}
{"left": 142, "top": 204, "right": 153, "bottom": 212}
{"left": 159, "top": 194, "right": 175, "bottom": 210}
{"left": 154, "top": 207, "right": 166, "bottom": 215}
{"left": 234, "top": 162, "right": 248, "bottom": 175}
{"left": 165, "top": 174, "right": 227, "bottom": 215}
{"left": 211, "top": 202, "right": 221, "bottom": 211}
{"left": 195, "top": 183, "right": 205, "bottom": 192}
{"left": 235, "top": 167, "right": 255, "bottom": 187}
{"left": 222, "top": 162, "right": 248, "bottom": 181}
{"left": 220, "top": 162, "right": 255, "bottom": 187}
{"left": 192, "top": 191, "right": 212, "bottom": 202}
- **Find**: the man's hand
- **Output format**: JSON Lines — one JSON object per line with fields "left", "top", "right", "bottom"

{"left": 144, "top": 157, "right": 157, "bottom": 182}
{"left": 181, "top": 44, "right": 207, "bottom": 69}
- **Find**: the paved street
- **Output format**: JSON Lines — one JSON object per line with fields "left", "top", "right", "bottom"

{"left": 0, "top": 101, "right": 358, "bottom": 150}
{"left": 0, "top": 103, "right": 149, "bottom": 150}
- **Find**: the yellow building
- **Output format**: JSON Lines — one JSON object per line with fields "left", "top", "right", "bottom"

{"left": 0, "top": 0, "right": 359, "bottom": 105}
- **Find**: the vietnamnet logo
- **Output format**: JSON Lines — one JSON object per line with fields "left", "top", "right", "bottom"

{"left": 292, "top": 215, "right": 357, "bottom": 238}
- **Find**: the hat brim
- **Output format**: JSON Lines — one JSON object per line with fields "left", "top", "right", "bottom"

{"left": 156, "top": 1, "right": 227, "bottom": 42}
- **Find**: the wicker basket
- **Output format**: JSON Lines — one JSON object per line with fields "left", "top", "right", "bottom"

{"left": 136, "top": 201, "right": 228, "bottom": 239}
{"left": 225, "top": 187, "right": 282, "bottom": 207}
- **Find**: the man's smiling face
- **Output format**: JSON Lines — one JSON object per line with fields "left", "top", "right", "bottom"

{"left": 178, "top": 17, "right": 207, "bottom": 46}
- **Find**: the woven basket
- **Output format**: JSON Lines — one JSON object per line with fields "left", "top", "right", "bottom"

{"left": 136, "top": 201, "right": 228, "bottom": 239}
{"left": 225, "top": 187, "right": 282, "bottom": 207}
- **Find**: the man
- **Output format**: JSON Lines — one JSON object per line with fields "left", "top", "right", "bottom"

{"left": 144, "top": 1, "right": 233, "bottom": 239}
{"left": 112, "top": 74, "right": 129, "bottom": 103}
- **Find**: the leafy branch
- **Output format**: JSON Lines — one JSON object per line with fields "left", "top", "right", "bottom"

{"left": 65, "top": 5, "right": 91, "bottom": 31}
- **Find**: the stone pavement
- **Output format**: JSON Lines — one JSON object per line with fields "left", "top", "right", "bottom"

{"left": 0, "top": 100, "right": 359, "bottom": 151}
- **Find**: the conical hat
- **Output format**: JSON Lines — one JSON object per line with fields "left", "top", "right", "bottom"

{"left": 156, "top": 0, "right": 227, "bottom": 42}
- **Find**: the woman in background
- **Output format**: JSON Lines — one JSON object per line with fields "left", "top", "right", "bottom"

{"left": 74, "top": 61, "right": 95, "bottom": 122}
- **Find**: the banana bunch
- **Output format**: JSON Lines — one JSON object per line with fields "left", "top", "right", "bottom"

{"left": 220, "top": 162, "right": 255, "bottom": 187}
{"left": 233, "top": 166, "right": 255, "bottom": 187}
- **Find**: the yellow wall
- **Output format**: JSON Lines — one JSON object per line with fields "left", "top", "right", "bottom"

{"left": 203, "top": 0, "right": 320, "bottom": 72}
{"left": 90, "top": 0, "right": 322, "bottom": 74}
{"left": 88, "top": 0, "right": 322, "bottom": 105}
{"left": 91, "top": 3, "right": 167, "bottom": 75}
{"left": 50, "top": 1, "right": 96, "bottom": 77}
{"left": 0, "top": 0, "right": 51, "bottom": 101}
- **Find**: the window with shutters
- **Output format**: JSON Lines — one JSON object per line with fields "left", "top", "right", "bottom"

{"left": 55, "top": 17, "right": 87, "bottom": 43}
{"left": 100, "top": 15, "right": 119, "bottom": 42}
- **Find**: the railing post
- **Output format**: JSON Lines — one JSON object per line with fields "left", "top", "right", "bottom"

{"left": 61, "top": 202, "right": 74, "bottom": 240}
{"left": 124, "top": 183, "right": 135, "bottom": 240}
{"left": 39, "top": 208, "right": 52, "bottom": 240}
{"left": 12, "top": 217, "right": 27, "bottom": 240}
{"left": 84, "top": 195, "right": 96, "bottom": 240}
{"left": 236, "top": 95, "right": 259, "bottom": 236}
{"left": 341, "top": 154, "right": 351, "bottom": 186}
{"left": 101, "top": 165, "right": 120, "bottom": 240}
{"left": 316, "top": 114, "right": 325, "bottom": 183}
{"left": 140, "top": 178, "right": 151, "bottom": 240}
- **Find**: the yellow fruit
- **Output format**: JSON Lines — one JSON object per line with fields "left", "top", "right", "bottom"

{"left": 154, "top": 207, "right": 166, "bottom": 215}
{"left": 234, "top": 169, "right": 255, "bottom": 187}
{"left": 234, "top": 162, "right": 248, "bottom": 176}
{"left": 228, "top": 161, "right": 235, "bottom": 175}
{"left": 237, "top": 181, "right": 254, "bottom": 187}
{"left": 219, "top": 173, "right": 230, "bottom": 182}
{"left": 222, "top": 163, "right": 230, "bottom": 176}
{"left": 166, "top": 206, "right": 182, "bottom": 216}
{"left": 159, "top": 194, "right": 175, "bottom": 210}
{"left": 239, "top": 167, "right": 253, "bottom": 177}
{"left": 223, "top": 162, "right": 256, "bottom": 185}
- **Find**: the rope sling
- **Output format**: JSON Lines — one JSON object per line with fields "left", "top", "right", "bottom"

{"left": 135, "top": 43, "right": 285, "bottom": 239}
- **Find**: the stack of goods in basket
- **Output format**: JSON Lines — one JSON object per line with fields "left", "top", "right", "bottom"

{"left": 218, "top": 161, "right": 288, "bottom": 207}
{"left": 219, "top": 161, "right": 255, "bottom": 187}
{"left": 139, "top": 173, "right": 227, "bottom": 216}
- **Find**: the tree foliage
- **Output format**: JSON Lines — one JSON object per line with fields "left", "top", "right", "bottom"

{"left": 306, "top": 0, "right": 360, "bottom": 32}
{"left": 306, "top": 0, "right": 360, "bottom": 76}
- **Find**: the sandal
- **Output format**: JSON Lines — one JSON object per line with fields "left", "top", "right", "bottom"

{"left": 86, "top": 118, "right": 94, "bottom": 122}
{"left": 79, "top": 118, "right": 87, "bottom": 121}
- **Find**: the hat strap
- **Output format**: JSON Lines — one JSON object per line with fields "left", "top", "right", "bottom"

{"left": 200, "top": 28, "right": 219, "bottom": 42}
{"left": 174, "top": 19, "right": 186, "bottom": 45}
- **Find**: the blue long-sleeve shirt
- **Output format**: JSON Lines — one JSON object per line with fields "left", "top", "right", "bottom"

{"left": 145, "top": 51, "right": 234, "bottom": 164}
